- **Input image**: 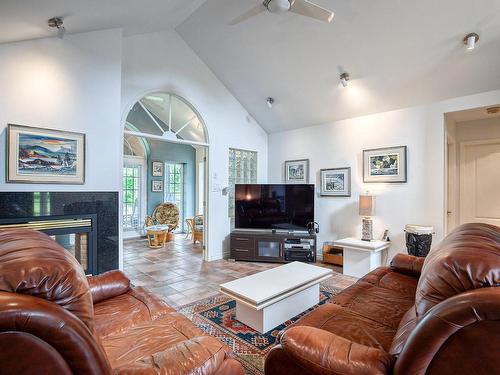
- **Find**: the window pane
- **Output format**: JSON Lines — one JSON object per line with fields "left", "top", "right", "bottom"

{"left": 228, "top": 148, "right": 257, "bottom": 218}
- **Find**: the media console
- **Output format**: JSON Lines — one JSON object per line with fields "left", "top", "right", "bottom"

{"left": 230, "top": 231, "right": 317, "bottom": 263}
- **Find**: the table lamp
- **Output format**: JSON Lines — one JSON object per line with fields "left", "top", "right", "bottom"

{"left": 359, "top": 194, "right": 375, "bottom": 241}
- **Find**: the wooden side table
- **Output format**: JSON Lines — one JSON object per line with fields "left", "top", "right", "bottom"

{"left": 145, "top": 225, "right": 170, "bottom": 249}
{"left": 333, "top": 238, "right": 390, "bottom": 278}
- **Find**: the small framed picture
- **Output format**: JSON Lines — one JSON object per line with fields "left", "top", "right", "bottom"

{"left": 363, "top": 146, "right": 407, "bottom": 183}
{"left": 151, "top": 180, "right": 163, "bottom": 192}
{"left": 285, "top": 159, "right": 309, "bottom": 184}
{"left": 6, "top": 124, "right": 85, "bottom": 184}
{"left": 152, "top": 161, "right": 163, "bottom": 177}
{"left": 320, "top": 167, "right": 351, "bottom": 196}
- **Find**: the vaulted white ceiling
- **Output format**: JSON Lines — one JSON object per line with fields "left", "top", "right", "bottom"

{"left": 177, "top": 0, "right": 500, "bottom": 132}
{"left": 1, "top": 0, "right": 499, "bottom": 133}
{"left": 0, "top": 0, "right": 206, "bottom": 43}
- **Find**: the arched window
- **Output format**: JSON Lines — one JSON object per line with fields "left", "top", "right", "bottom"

{"left": 124, "top": 92, "right": 208, "bottom": 146}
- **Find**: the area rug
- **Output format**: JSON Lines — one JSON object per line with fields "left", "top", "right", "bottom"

{"left": 178, "top": 283, "right": 343, "bottom": 375}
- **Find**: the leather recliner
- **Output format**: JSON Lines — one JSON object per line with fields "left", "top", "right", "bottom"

{"left": 265, "top": 223, "right": 500, "bottom": 375}
{"left": 0, "top": 229, "right": 244, "bottom": 375}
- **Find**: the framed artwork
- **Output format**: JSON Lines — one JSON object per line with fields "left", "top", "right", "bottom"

{"left": 285, "top": 159, "right": 309, "bottom": 184}
{"left": 6, "top": 124, "right": 85, "bottom": 184}
{"left": 320, "top": 167, "right": 351, "bottom": 196}
{"left": 151, "top": 180, "right": 163, "bottom": 192}
{"left": 152, "top": 161, "right": 163, "bottom": 177}
{"left": 363, "top": 146, "right": 407, "bottom": 183}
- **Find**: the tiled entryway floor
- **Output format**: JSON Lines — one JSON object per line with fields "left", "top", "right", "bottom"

{"left": 123, "top": 234, "right": 351, "bottom": 307}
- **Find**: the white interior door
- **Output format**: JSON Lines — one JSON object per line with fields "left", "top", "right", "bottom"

{"left": 165, "top": 163, "right": 185, "bottom": 232}
{"left": 460, "top": 139, "right": 500, "bottom": 226}
{"left": 123, "top": 156, "right": 147, "bottom": 237}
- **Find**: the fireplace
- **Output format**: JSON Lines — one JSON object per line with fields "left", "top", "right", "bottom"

{"left": 0, "top": 214, "right": 97, "bottom": 275}
{"left": 0, "top": 192, "right": 118, "bottom": 274}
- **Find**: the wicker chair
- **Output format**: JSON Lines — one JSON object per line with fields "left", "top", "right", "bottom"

{"left": 192, "top": 214, "right": 204, "bottom": 244}
{"left": 144, "top": 203, "right": 180, "bottom": 234}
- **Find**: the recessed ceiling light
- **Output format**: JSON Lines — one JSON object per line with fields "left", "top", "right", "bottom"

{"left": 266, "top": 97, "right": 275, "bottom": 108}
{"left": 340, "top": 72, "right": 350, "bottom": 87}
{"left": 463, "top": 32, "right": 479, "bottom": 50}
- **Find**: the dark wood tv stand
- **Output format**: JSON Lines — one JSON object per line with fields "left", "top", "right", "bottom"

{"left": 230, "top": 230, "right": 317, "bottom": 263}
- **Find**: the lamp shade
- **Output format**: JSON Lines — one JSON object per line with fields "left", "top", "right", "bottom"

{"left": 359, "top": 195, "right": 375, "bottom": 217}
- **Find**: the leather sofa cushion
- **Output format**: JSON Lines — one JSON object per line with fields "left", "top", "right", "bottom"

{"left": 359, "top": 267, "right": 418, "bottom": 298}
{"left": 94, "top": 287, "right": 175, "bottom": 338}
{"left": 112, "top": 335, "right": 231, "bottom": 375}
{"left": 389, "top": 306, "right": 417, "bottom": 357}
{"left": 330, "top": 281, "right": 416, "bottom": 330}
{"left": 286, "top": 302, "right": 396, "bottom": 351}
{"left": 102, "top": 312, "right": 228, "bottom": 372}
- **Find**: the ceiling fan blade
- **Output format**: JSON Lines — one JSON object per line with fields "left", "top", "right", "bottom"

{"left": 290, "top": 0, "right": 334, "bottom": 23}
{"left": 230, "top": 4, "right": 266, "bottom": 25}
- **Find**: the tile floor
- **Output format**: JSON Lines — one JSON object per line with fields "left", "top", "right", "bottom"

{"left": 123, "top": 234, "right": 351, "bottom": 307}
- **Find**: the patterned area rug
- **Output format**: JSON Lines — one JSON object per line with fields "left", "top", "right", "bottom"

{"left": 178, "top": 283, "right": 343, "bottom": 374}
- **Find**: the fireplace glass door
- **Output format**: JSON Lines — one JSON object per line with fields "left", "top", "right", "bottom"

{"left": 51, "top": 233, "right": 90, "bottom": 274}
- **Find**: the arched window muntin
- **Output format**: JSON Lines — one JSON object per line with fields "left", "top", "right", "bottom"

{"left": 124, "top": 92, "right": 209, "bottom": 146}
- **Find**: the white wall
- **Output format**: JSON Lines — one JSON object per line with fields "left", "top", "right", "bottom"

{"left": 456, "top": 117, "right": 500, "bottom": 142}
{"left": 121, "top": 30, "right": 268, "bottom": 260}
{"left": 0, "top": 29, "right": 123, "bottom": 192}
{"left": 268, "top": 89, "right": 500, "bottom": 262}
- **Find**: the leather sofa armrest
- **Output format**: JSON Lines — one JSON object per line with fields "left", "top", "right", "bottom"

{"left": 394, "top": 287, "right": 500, "bottom": 375}
{"left": 87, "top": 270, "right": 130, "bottom": 304}
{"left": 0, "top": 292, "right": 111, "bottom": 374}
{"left": 390, "top": 253, "right": 425, "bottom": 277}
{"left": 278, "top": 326, "right": 392, "bottom": 375}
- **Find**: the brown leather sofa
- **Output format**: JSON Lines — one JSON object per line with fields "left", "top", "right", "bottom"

{"left": 0, "top": 229, "right": 244, "bottom": 375}
{"left": 265, "top": 223, "right": 500, "bottom": 375}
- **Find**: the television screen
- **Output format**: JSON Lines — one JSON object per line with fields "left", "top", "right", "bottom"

{"left": 235, "top": 184, "right": 314, "bottom": 231}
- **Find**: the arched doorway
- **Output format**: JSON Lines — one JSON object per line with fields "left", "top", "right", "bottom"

{"left": 122, "top": 92, "right": 209, "bottom": 260}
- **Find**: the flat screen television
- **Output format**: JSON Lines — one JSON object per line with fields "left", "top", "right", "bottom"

{"left": 235, "top": 184, "right": 314, "bottom": 231}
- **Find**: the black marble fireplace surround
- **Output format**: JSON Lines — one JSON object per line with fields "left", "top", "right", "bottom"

{"left": 0, "top": 192, "right": 118, "bottom": 274}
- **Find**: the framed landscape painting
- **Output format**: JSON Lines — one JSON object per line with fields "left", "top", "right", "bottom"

{"left": 320, "top": 167, "right": 351, "bottom": 196}
{"left": 285, "top": 159, "right": 309, "bottom": 184}
{"left": 363, "top": 146, "right": 407, "bottom": 183}
{"left": 6, "top": 124, "right": 85, "bottom": 184}
{"left": 152, "top": 161, "right": 163, "bottom": 177}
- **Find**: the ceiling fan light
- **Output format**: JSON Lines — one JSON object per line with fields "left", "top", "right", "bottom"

{"left": 267, "top": 0, "right": 291, "bottom": 14}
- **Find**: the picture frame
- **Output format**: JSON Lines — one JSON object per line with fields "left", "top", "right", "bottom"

{"left": 284, "top": 159, "right": 309, "bottom": 184}
{"left": 363, "top": 146, "right": 407, "bottom": 183}
{"left": 151, "top": 180, "right": 163, "bottom": 192}
{"left": 320, "top": 167, "right": 351, "bottom": 196}
{"left": 6, "top": 124, "right": 85, "bottom": 184}
{"left": 152, "top": 161, "right": 163, "bottom": 177}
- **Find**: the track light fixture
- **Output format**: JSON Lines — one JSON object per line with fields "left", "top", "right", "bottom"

{"left": 340, "top": 72, "right": 350, "bottom": 87}
{"left": 463, "top": 32, "right": 479, "bottom": 50}
{"left": 266, "top": 97, "right": 275, "bottom": 108}
{"left": 48, "top": 17, "right": 66, "bottom": 39}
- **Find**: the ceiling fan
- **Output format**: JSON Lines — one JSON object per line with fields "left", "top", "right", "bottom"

{"left": 231, "top": 0, "right": 334, "bottom": 25}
